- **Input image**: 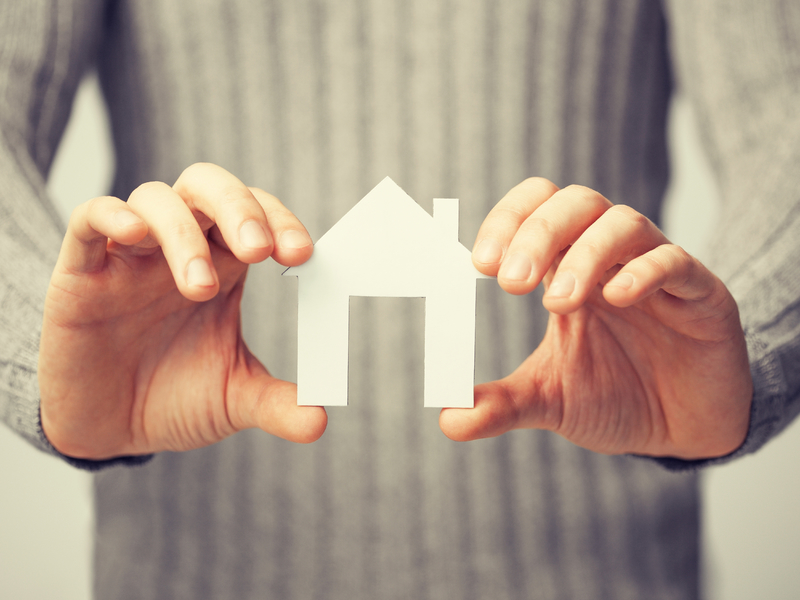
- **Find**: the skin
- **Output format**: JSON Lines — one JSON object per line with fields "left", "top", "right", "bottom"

{"left": 40, "top": 168, "right": 751, "bottom": 461}
{"left": 439, "top": 177, "right": 753, "bottom": 460}
{"left": 39, "top": 163, "right": 327, "bottom": 459}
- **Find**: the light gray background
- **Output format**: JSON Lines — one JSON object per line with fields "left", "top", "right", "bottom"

{"left": 1, "top": 75, "right": 799, "bottom": 599}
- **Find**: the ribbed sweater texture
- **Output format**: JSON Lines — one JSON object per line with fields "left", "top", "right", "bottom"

{"left": 2, "top": 1, "right": 800, "bottom": 598}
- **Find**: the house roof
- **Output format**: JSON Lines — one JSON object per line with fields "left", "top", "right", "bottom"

{"left": 285, "top": 177, "right": 488, "bottom": 296}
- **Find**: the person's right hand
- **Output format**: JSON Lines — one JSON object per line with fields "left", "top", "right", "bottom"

{"left": 39, "top": 163, "right": 327, "bottom": 461}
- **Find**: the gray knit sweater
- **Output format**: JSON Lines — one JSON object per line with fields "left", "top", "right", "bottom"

{"left": 2, "top": 1, "right": 800, "bottom": 598}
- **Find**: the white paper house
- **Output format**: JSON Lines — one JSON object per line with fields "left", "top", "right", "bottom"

{"left": 284, "top": 177, "right": 489, "bottom": 408}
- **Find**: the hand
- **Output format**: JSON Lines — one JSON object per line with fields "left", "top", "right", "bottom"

{"left": 439, "top": 178, "right": 752, "bottom": 460}
{"left": 39, "top": 163, "right": 327, "bottom": 460}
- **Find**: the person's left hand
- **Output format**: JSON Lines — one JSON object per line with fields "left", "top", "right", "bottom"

{"left": 439, "top": 178, "right": 752, "bottom": 460}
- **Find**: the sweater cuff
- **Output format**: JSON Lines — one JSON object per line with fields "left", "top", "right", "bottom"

{"left": 646, "top": 328, "right": 793, "bottom": 472}
{"left": 37, "top": 407, "right": 153, "bottom": 472}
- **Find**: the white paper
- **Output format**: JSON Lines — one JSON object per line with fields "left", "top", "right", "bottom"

{"left": 285, "top": 177, "right": 489, "bottom": 408}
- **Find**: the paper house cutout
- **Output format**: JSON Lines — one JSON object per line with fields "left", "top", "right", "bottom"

{"left": 284, "top": 177, "right": 489, "bottom": 408}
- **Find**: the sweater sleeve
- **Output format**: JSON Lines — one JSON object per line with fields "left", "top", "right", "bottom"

{"left": 0, "top": 1, "right": 150, "bottom": 470}
{"left": 656, "top": 0, "right": 800, "bottom": 470}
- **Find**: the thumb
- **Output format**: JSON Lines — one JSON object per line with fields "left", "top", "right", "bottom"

{"left": 231, "top": 350, "right": 328, "bottom": 443}
{"left": 439, "top": 380, "right": 522, "bottom": 441}
{"left": 439, "top": 365, "right": 559, "bottom": 441}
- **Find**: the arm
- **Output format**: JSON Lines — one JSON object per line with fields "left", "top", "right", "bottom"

{"left": 439, "top": 1, "right": 800, "bottom": 467}
{"left": 661, "top": 0, "right": 800, "bottom": 465}
{"left": 2, "top": 2, "right": 326, "bottom": 468}
{"left": 0, "top": 0, "right": 110, "bottom": 464}
{"left": 439, "top": 178, "right": 752, "bottom": 461}
{"left": 39, "top": 163, "right": 327, "bottom": 462}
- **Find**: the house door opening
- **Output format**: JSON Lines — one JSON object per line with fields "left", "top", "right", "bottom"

{"left": 347, "top": 296, "right": 425, "bottom": 407}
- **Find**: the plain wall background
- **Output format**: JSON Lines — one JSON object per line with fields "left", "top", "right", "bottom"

{"left": 1, "top": 74, "right": 799, "bottom": 599}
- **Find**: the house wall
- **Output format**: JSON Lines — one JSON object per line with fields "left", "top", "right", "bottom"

{"left": 423, "top": 283, "right": 478, "bottom": 408}
{"left": 297, "top": 284, "right": 350, "bottom": 406}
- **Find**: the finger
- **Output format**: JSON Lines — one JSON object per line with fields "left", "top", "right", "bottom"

{"left": 472, "top": 178, "right": 560, "bottom": 276}
{"left": 603, "top": 244, "right": 714, "bottom": 307}
{"left": 601, "top": 244, "right": 742, "bottom": 344}
{"left": 173, "top": 163, "right": 277, "bottom": 264}
{"left": 60, "top": 196, "right": 148, "bottom": 273}
{"left": 542, "top": 204, "right": 668, "bottom": 313}
{"left": 126, "top": 181, "right": 219, "bottom": 301}
{"left": 230, "top": 351, "right": 328, "bottom": 443}
{"left": 439, "top": 368, "right": 561, "bottom": 441}
{"left": 497, "top": 185, "right": 612, "bottom": 295}
{"left": 439, "top": 381, "right": 520, "bottom": 441}
{"left": 249, "top": 187, "right": 314, "bottom": 266}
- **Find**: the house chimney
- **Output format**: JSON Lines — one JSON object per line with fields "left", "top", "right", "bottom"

{"left": 433, "top": 198, "right": 459, "bottom": 241}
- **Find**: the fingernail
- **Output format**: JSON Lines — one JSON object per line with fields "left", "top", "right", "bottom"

{"left": 239, "top": 220, "right": 270, "bottom": 249}
{"left": 546, "top": 272, "right": 575, "bottom": 298}
{"left": 473, "top": 239, "right": 503, "bottom": 264}
{"left": 500, "top": 253, "right": 532, "bottom": 282}
{"left": 114, "top": 210, "right": 141, "bottom": 228}
{"left": 186, "top": 258, "right": 215, "bottom": 288}
{"left": 279, "top": 230, "right": 312, "bottom": 249}
{"left": 607, "top": 272, "right": 634, "bottom": 290}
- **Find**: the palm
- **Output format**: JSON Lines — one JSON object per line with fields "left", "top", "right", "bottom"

{"left": 39, "top": 167, "right": 325, "bottom": 461}
{"left": 442, "top": 275, "right": 751, "bottom": 461}
{"left": 531, "top": 299, "right": 657, "bottom": 454}
{"left": 40, "top": 240, "right": 257, "bottom": 457}
{"left": 442, "top": 179, "right": 752, "bottom": 460}
{"left": 136, "top": 271, "right": 246, "bottom": 453}
{"left": 525, "top": 287, "right": 734, "bottom": 456}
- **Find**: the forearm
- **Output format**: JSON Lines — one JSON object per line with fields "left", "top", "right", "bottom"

{"left": 658, "top": 0, "right": 800, "bottom": 466}
{"left": 0, "top": 0, "right": 143, "bottom": 468}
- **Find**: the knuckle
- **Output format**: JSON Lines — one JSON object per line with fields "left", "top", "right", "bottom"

{"left": 249, "top": 187, "right": 286, "bottom": 216}
{"left": 220, "top": 185, "right": 254, "bottom": 208}
{"left": 576, "top": 237, "right": 607, "bottom": 259}
{"left": 70, "top": 196, "right": 116, "bottom": 232}
{"left": 68, "top": 202, "right": 91, "bottom": 231}
{"left": 128, "top": 181, "right": 169, "bottom": 206}
{"left": 518, "top": 176, "right": 559, "bottom": 197}
{"left": 562, "top": 184, "right": 595, "bottom": 200}
{"left": 523, "top": 215, "right": 559, "bottom": 241}
{"left": 84, "top": 195, "right": 104, "bottom": 213}
{"left": 248, "top": 186, "right": 273, "bottom": 202}
{"left": 669, "top": 244, "right": 695, "bottom": 280}
{"left": 673, "top": 243, "right": 693, "bottom": 263}
{"left": 493, "top": 178, "right": 558, "bottom": 224}
{"left": 658, "top": 244, "right": 691, "bottom": 271}
{"left": 608, "top": 204, "right": 650, "bottom": 228}
{"left": 646, "top": 244, "right": 693, "bottom": 278}
{"left": 173, "top": 163, "right": 219, "bottom": 195}
{"left": 561, "top": 183, "right": 591, "bottom": 197}
{"left": 179, "top": 162, "right": 214, "bottom": 180}
{"left": 168, "top": 220, "right": 202, "bottom": 241}
{"left": 559, "top": 185, "right": 613, "bottom": 212}
{"left": 77, "top": 196, "right": 104, "bottom": 222}
{"left": 640, "top": 252, "right": 669, "bottom": 279}
{"left": 492, "top": 204, "right": 528, "bottom": 225}
{"left": 640, "top": 244, "right": 700, "bottom": 291}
